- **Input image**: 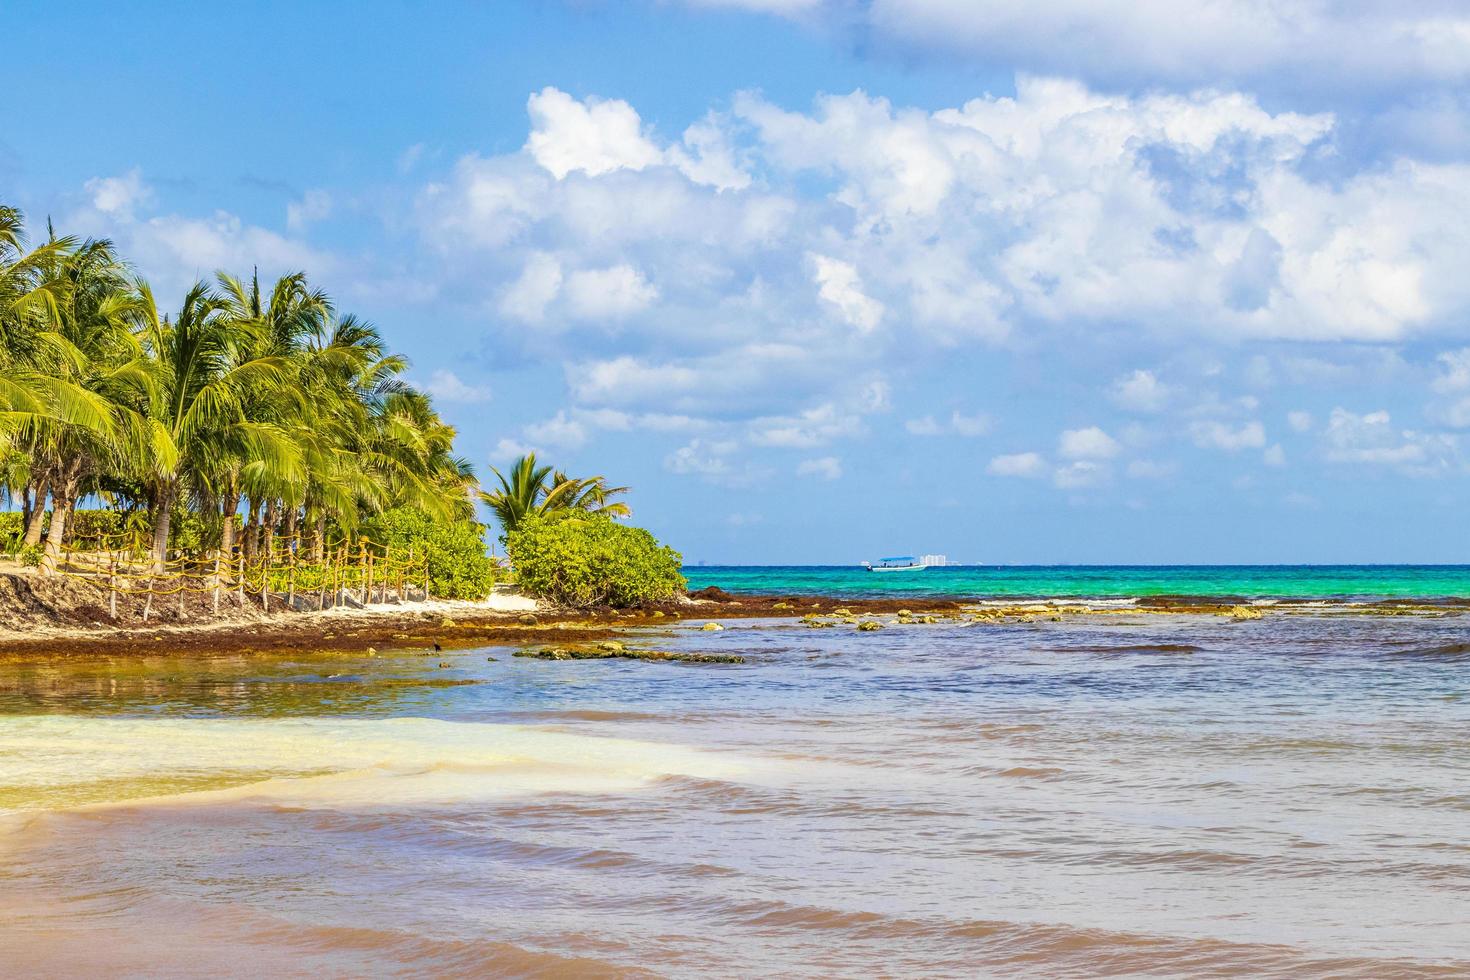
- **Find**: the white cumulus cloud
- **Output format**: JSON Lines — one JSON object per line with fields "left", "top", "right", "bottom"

{"left": 987, "top": 452, "right": 1046, "bottom": 477}
{"left": 709, "top": 1, "right": 1470, "bottom": 96}
{"left": 564, "top": 264, "right": 658, "bottom": 319}
{"left": 1110, "top": 369, "right": 1172, "bottom": 412}
{"left": 810, "top": 253, "right": 884, "bottom": 332}
{"left": 424, "top": 369, "right": 491, "bottom": 404}
{"left": 1190, "top": 420, "right": 1267, "bottom": 451}
{"left": 84, "top": 168, "right": 151, "bottom": 218}
{"left": 905, "top": 410, "right": 990, "bottom": 437}
{"left": 1321, "top": 408, "right": 1458, "bottom": 472}
{"left": 525, "top": 87, "right": 665, "bottom": 180}
{"left": 1058, "top": 426, "right": 1121, "bottom": 460}
{"left": 797, "top": 456, "right": 843, "bottom": 479}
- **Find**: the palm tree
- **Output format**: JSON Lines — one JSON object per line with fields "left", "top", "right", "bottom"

{"left": 479, "top": 453, "right": 630, "bottom": 536}
{"left": 26, "top": 238, "right": 157, "bottom": 568}
{"left": 1, "top": 222, "right": 157, "bottom": 567}
{"left": 2, "top": 200, "right": 483, "bottom": 586}
{"left": 134, "top": 281, "right": 297, "bottom": 570}
{"left": 550, "top": 469, "right": 631, "bottom": 520}
{"left": 215, "top": 269, "right": 329, "bottom": 560}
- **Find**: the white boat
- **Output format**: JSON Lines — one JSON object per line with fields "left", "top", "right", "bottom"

{"left": 863, "top": 556, "right": 928, "bottom": 573}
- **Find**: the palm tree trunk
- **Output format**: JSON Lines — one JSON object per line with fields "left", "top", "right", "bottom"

{"left": 263, "top": 499, "right": 279, "bottom": 562}
{"left": 313, "top": 513, "right": 326, "bottom": 562}
{"left": 284, "top": 504, "right": 299, "bottom": 554}
{"left": 41, "top": 469, "right": 80, "bottom": 573}
{"left": 243, "top": 498, "right": 261, "bottom": 562}
{"left": 23, "top": 477, "right": 50, "bottom": 547}
{"left": 220, "top": 491, "right": 242, "bottom": 560}
{"left": 149, "top": 483, "right": 174, "bottom": 573}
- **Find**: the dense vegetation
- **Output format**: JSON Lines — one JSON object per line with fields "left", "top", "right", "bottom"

{"left": 0, "top": 203, "right": 478, "bottom": 573}
{"left": 487, "top": 452, "right": 688, "bottom": 609}
{"left": 2, "top": 202, "right": 688, "bottom": 610}
{"left": 358, "top": 507, "right": 496, "bottom": 600}
{"left": 507, "top": 515, "right": 686, "bottom": 609}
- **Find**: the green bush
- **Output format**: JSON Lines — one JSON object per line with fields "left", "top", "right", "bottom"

{"left": 358, "top": 507, "right": 495, "bottom": 600}
{"left": 507, "top": 515, "right": 685, "bottom": 609}
{"left": 69, "top": 509, "right": 128, "bottom": 541}
{"left": 18, "top": 544, "right": 42, "bottom": 567}
{"left": 0, "top": 511, "right": 21, "bottom": 554}
{"left": 3, "top": 508, "right": 206, "bottom": 554}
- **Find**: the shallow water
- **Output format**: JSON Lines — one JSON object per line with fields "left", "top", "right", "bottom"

{"left": 3, "top": 608, "right": 1470, "bottom": 976}
{"left": 684, "top": 563, "right": 1470, "bottom": 599}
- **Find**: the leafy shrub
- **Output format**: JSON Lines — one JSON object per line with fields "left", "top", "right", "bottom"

{"left": 69, "top": 509, "right": 128, "bottom": 541}
{"left": 0, "top": 509, "right": 212, "bottom": 555}
{"left": 18, "top": 544, "right": 42, "bottom": 567}
{"left": 358, "top": 507, "right": 496, "bottom": 600}
{"left": 167, "top": 509, "right": 210, "bottom": 554}
{"left": 0, "top": 511, "right": 22, "bottom": 554}
{"left": 507, "top": 516, "right": 685, "bottom": 609}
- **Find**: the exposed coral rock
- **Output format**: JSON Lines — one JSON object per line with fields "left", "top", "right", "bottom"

{"left": 687, "top": 586, "right": 737, "bottom": 603}
{"left": 514, "top": 645, "right": 744, "bottom": 664}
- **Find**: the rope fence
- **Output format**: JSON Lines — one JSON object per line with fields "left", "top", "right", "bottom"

{"left": 20, "top": 531, "right": 435, "bottom": 623}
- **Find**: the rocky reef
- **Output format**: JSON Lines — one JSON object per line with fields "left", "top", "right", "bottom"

{"left": 513, "top": 641, "right": 744, "bottom": 664}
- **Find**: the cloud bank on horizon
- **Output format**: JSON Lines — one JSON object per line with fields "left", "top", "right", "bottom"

{"left": 688, "top": 0, "right": 1470, "bottom": 93}
{"left": 15, "top": 0, "right": 1470, "bottom": 561}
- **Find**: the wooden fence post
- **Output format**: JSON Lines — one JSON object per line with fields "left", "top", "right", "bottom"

{"left": 213, "top": 550, "right": 221, "bottom": 616}
{"left": 109, "top": 558, "right": 117, "bottom": 620}
{"left": 287, "top": 548, "right": 297, "bottom": 610}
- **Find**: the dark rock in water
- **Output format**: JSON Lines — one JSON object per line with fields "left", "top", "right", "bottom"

{"left": 485, "top": 655, "right": 498, "bottom": 662}
{"left": 517, "top": 613, "right": 539, "bottom": 625}
{"left": 433, "top": 642, "right": 443, "bottom": 652}
{"left": 688, "top": 586, "right": 736, "bottom": 603}
{"left": 513, "top": 645, "right": 744, "bottom": 664}
{"left": 437, "top": 661, "right": 452, "bottom": 668}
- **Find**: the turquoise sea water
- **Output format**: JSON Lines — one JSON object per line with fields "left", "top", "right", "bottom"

{"left": 683, "top": 564, "right": 1470, "bottom": 600}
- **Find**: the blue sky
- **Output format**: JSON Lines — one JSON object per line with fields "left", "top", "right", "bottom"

{"left": 9, "top": 0, "right": 1470, "bottom": 563}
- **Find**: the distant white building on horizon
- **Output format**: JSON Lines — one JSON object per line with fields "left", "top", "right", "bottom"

{"left": 919, "top": 554, "right": 948, "bottom": 567}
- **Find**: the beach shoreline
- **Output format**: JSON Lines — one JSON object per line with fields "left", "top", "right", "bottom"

{"left": 2, "top": 573, "right": 1464, "bottom": 659}
{"left": 0, "top": 574, "right": 977, "bottom": 658}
